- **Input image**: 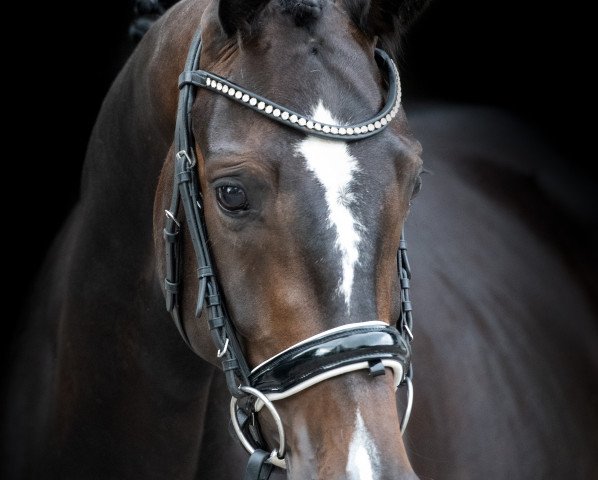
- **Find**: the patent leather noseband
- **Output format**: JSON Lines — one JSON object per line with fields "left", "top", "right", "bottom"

{"left": 163, "top": 28, "right": 415, "bottom": 478}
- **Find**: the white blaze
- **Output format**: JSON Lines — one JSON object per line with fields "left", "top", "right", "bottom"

{"left": 295, "top": 101, "right": 362, "bottom": 308}
{"left": 347, "top": 409, "right": 379, "bottom": 480}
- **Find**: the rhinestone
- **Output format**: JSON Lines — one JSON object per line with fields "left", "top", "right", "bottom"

{"left": 281, "top": 111, "right": 289, "bottom": 120}
{"left": 228, "top": 88, "right": 235, "bottom": 96}
{"left": 222, "top": 85, "right": 229, "bottom": 93}
{"left": 374, "top": 121, "right": 381, "bottom": 129}
{"left": 390, "top": 110, "right": 396, "bottom": 119}
{"left": 315, "top": 123, "right": 322, "bottom": 131}
{"left": 347, "top": 127, "right": 354, "bottom": 135}
{"left": 339, "top": 128, "right": 346, "bottom": 135}
{"left": 258, "top": 101, "right": 266, "bottom": 110}
{"left": 323, "top": 125, "right": 331, "bottom": 133}
{"left": 385, "top": 114, "right": 392, "bottom": 122}
{"left": 380, "top": 118, "right": 388, "bottom": 126}
{"left": 216, "top": 83, "right": 223, "bottom": 91}
{"left": 235, "top": 91, "right": 243, "bottom": 99}
{"left": 367, "top": 124, "right": 374, "bottom": 132}
{"left": 242, "top": 94, "right": 250, "bottom": 102}
{"left": 273, "top": 108, "right": 281, "bottom": 117}
{"left": 205, "top": 79, "right": 211, "bottom": 87}
{"left": 249, "top": 98, "right": 258, "bottom": 106}
{"left": 265, "top": 105, "right": 273, "bottom": 114}
{"left": 306, "top": 120, "right": 314, "bottom": 129}
{"left": 298, "top": 118, "right": 307, "bottom": 126}
{"left": 290, "top": 114, "right": 298, "bottom": 123}
{"left": 360, "top": 126, "right": 368, "bottom": 134}
{"left": 331, "top": 127, "right": 339, "bottom": 134}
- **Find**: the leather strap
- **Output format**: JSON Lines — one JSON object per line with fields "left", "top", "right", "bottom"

{"left": 244, "top": 450, "right": 274, "bottom": 480}
{"left": 163, "top": 29, "right": 251, "bottom": 396}
{"left": 397, "top": 230, "right": 414, "bottom": 380}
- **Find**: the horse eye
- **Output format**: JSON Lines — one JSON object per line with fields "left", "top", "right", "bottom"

{"left": 411, "top": 175, "right": 422, "bottom": 199}
{"left": 216, "top": 185, "right": 249, "bottom": 212}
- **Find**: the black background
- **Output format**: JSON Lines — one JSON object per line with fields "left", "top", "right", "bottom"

{"left": 7, "top": 1, "right": 592, "bottom": 342}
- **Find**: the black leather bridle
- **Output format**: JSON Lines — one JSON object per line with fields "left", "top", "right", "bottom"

{"left": 163, "top": 28, "right": 414, "bottom": 479}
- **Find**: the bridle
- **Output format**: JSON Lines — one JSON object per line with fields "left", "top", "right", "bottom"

{"left": 163, "top": 28, "right": 415, "bottom": 479}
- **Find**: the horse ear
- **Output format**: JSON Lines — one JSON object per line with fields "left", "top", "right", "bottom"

{"left": 218, "top": 0, "right": 270, "bottom": 35}
{"left": 367, "top": 0, "right": 430, "bottom": 32}
{"left": 348, "top": 0, "right": 430, "bottom": 58}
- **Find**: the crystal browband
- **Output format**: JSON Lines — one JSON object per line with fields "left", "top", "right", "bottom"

{"left": 178, "top": 49, "right": 401, "bottom": 141}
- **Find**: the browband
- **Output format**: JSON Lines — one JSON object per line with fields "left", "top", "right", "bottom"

{"left": 178, "top": 49, "right": 402, "bottom": 141}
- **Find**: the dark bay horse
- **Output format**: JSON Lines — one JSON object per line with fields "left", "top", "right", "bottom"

{"left": 3, "top": 0, "right": 598, "bottom": 479}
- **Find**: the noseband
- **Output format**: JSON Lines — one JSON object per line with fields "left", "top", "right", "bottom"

{"left": 163, "top": 28, "right": 414, "bottom": 478}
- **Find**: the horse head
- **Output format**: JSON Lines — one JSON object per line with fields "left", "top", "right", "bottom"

{"left": 154, "top": 1, "right": 427, "bottom": 478}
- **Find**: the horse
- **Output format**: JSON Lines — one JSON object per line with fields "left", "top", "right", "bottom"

{"left": 3, "top": 0, "right": 598, "bottom": 479}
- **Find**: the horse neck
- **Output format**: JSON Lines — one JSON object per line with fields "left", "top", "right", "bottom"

{"left": 78, "top": 4, "right": 201, "bottom": 253}
{"left": 63, "top": 18, "right": 204, "bottom": 384}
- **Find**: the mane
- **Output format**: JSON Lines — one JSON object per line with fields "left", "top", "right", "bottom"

{"left": 129, "top": 0, "right": 178, "bottom": 42}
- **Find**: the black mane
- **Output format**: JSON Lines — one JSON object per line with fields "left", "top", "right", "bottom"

{"left": 129, "top": 0, "right": 178, "bottom": 42}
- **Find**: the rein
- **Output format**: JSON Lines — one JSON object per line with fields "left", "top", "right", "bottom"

{"left": 163, "top": 28, "right": 414, "bottom": 478}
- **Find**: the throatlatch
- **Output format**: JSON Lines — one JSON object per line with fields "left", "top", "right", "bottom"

{"left": 163, "top": 27, "right": 415, "bottom": 479}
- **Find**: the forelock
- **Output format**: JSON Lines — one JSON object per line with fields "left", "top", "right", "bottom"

{"left": 279, "top": 0, "right": 324, "bottom": 26}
